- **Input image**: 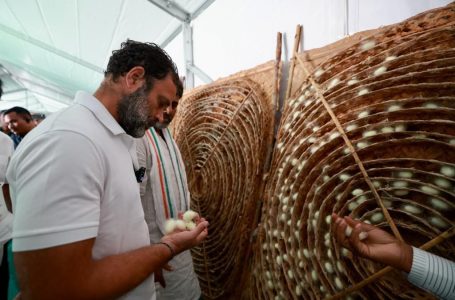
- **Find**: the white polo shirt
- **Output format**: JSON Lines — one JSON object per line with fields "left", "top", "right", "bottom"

{"left": 0, "top": 131, "right": 14, "bottom": 245}
{"left": 7, "top": 91, "right": 154, "bottom": 299}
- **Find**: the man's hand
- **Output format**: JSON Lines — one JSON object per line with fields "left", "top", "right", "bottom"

{"left": 331, "top": 213, "right": 413, "bottom": 273}
{"left": 161, "top": 218, "right": 208, "bottom": 255}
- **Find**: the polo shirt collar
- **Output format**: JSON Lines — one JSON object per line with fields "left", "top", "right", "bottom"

{"left": 74, "top": 91, "right": 126, "bottom": 136}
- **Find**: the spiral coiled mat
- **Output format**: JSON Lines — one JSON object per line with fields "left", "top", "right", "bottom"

{"left": 249, "top": 4, "right": 455, "bottom": 300}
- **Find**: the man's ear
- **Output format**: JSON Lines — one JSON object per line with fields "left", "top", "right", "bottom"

{"left": 124, "top": 66, "right": 146, "bottom": 91}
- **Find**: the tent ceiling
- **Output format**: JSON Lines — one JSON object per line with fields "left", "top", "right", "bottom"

{"left": 0, "top": 0, "right": 215, "bottom": 113}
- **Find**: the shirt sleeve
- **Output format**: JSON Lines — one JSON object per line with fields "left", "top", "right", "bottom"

{"left": 407, "top": 247, "right": 455, "bottom": 300}
{"left": 10, "top": 131, "right": 105, "bottom": 251}
{"left": 136, "top": 136, "right": 151, "bottom": 198}
{"left": 0, "top": 134, "right": 14, "bottom": 183}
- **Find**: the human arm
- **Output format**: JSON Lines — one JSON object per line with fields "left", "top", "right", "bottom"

{"left": 331, "top": 213, "right": 455, "bottom": 299}
{"left": 15, "top": 220, "right": 208, "bottom": 300}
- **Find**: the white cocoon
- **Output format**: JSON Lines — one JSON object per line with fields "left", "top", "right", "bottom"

{"left": 175, "top": 219, "right": 186, "bottom": 231}
{"left": 186, "top": 221, "right": 196, "bottom": 230}
{"left": 164, "top": 219, "right": 177, "bottom": 234}
{"left": 183, "top": 210, "right": 199, "bottom": 222}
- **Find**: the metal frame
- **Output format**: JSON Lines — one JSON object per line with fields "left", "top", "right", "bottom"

{"left": 148, "top": 0, "right": 216, "bottom": 89}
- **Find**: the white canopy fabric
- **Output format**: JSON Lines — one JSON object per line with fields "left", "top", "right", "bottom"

{"left": 0, "top": 0, "right": 452, "bottom": 113}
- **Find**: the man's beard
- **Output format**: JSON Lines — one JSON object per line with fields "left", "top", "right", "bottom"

{"left": 154, "top": 116, "right": 171, "bottom": 129}
{"left": 117, "top": 86, "right": 155, "bottom": 137}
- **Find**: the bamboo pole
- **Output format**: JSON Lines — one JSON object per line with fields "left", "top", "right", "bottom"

{"left": 285, "top": 24, "right": 303, "bottom": 99}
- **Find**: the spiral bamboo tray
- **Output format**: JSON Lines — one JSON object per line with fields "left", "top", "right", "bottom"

{"left": 248, "top": 4, "right": 455, "bottom": 300}
{"left": 172, "top": 78, "right": 274, "bottom": 299}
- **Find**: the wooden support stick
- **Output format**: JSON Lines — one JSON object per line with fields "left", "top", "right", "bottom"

{"left": 285, "top": 24, "right": 303, "bottom": 99}
{"left": 273, "top": 32, "right": 282, "bottom": 111}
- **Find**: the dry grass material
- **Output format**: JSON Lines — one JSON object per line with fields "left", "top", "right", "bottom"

{"left": 249, "top": 3, "right": 455, "bottom": 300}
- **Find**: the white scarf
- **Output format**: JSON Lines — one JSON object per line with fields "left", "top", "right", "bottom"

{"left": 145, "top": 127, "right": 190, "bottom": 234}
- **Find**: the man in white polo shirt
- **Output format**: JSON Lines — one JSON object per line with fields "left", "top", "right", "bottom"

{"left": 6, "top": 40, "right": 208, "bottom": 300}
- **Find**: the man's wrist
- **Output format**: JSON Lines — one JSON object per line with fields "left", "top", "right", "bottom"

{"left": 156, "top": 242, "right": 176, "bottom": 258}
{"left": 399, "top": 242, "right": 413, "bottom": 273}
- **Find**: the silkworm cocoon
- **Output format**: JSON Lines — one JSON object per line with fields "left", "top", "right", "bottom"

{"left": 287, "top": 220, "right": 291, "bottom": 226}
{"left": 324, "top": 239, "right": 331, "bottom": 247}
{"left": 320, "top": 285, "right": 326, "bottom": 292}
{"left": 295, "top": 230, "right": 300, "bottom": 240}
{"left": 343, "top": 147, "right": 351, "bottom": 155}
{"left": 273, "top": 230, "right": 279, "bottom": 237}
{"left": 262, "top": 243, "right": 267, "bottom": 250}
{"left": 374, "top": 66, "right": 387, "bottom": 76}
{"left": 358, "top": 110, "right": 369, "bottom": 118}
{"left": 335, "top": 276, "right": 344, "bottom": 290}
{"left": 451, "top": 139, "right": 455, "bottom": 145}
{"left": 304, "top": 100, "right": 312, "bottom": 107}
{"left": 339, "top": 173, "right": 350, "bottom": 181}
{"left": 325, "top": 215, "right": 332, "bottom": 224}
{"left": 266, "top": 271, "right": 272, "bottom": 279}
{"left": 175, "top": 219, "right": 186, "bottom": 231}
{"left": 373, "top": 181, "right": 381, "bottom": 188}
{"left": 403, "top": 205, "right": 422, "bottom": 214}
{"left": 359, "top": 231, "right": 369, "bottom": 241}
{"left": 303, "top": 248, "right": 311, "bottom": 258}
{"left": 328, "top": 78, "right": 340, "bottom": 89}
{"left": 358, "top": 89, "right": 369, "bottom": 96}
{"left": 293, "top": 111, "right": 301, "bottom": 120}
{"left": 296, "top": 285, "right": 302, "bottom": 296}
{"left": 292, "top": 193, "right": 298, "bottom": 201}
{"left": 283, "top": 254, "right": 289, "bottom": 261}
{"left": 364, "top": 220, "right": 371, "bottom": 224}
{"left": 371, "top": 212, "right": 384, "bottom": 223}
{"left": 395, "top": 124, "right": 406, "bottom": 132}
{"left": 381, "top": 126, "right": 394, "bottom": 133}
{"left": 356, "top": 196, "right": 367, "bottom": 205}
{"left": 282, "top": 196, "right": 289, "bottom": 205}
{"left": 435, "top": 178, "right": 451, "bottom": 189}
{"left": 329, "top": 132, "right": 340, "bottom": 140}
{"left": 424, "top": 102, "right": 438, "bottom": 108}
{"left": 185, "top": 221, "right": 196, "bottom": 230}
{"left": 324, "top": 262, "right": 334, "bottom": 273}
{"left": 297, "top": 220, "right": 302, "bottom": 227}
{"left": 280, "top": 231, "right": 285, "bottom": 238}
{"left": 430, "top": 216, "right": 449, "bottom": 229}
{"left": 283, "top": 123, "right": 291, "bottom": 131}
{"left": 352, "top": 188, "right": 364, "bottom": 196}
{"left": 345, "top": 225, "right": 353, "bottom": 237}
{"left": 276, "top": 256, "right": 283, "bottom": 265}
{"left": 274, "top": 243, "right": 280, "bottom": 250}
{"left": 311, "top": 270, "right": 318, "bottom": 281}
{"left": 346, "top": 124, "right": 358, "bottom": 131}
{"left": 394, "top": 190, "right": 409, "bottom": 196}
{"left": 387, "top": 105, "right": 401, "bottom": 112}
{"left": 314, "top": 210, "right": 320, "bottom": 219}
{"left": 314, "top": 68, "right": 324, "bottom": 77}
{"left": 363, "top": 130, "right": 377, "bottom": 137}
{"left": 361, "top": 40, "right": 376, "bottom": 50}
{"left": 398, "top": 171, "right": 413, "bottom": 178}
{"left": 327, "top": 249, "right": 333, "bottom": 258}
{"left": 308, "top": 202, "right": 314, "bottom": 210}
{"left": 282, "top": 205, "right": 288, "bottom": 212}
{"left": 312, "top": 126, "right": 320, "bottom": 133}
{"left": 421, "top": 185, "right": 439, "bottom": 195}
{"left": 298, "top": 161, "right": 306, "bottom": 171}
{"left": 430, "top": 198, "right": 449, "bottom": 211}
{"left": 267, "top": 280, "right": 274, "bottom": 289}
{"left": 383, "top": 199, "right": 392, "bottom": 208}
{"left": 393, "top": 181, "right": 408, "bottom": 188}
{"left": 324, "top": 232, "right": 330, "bottom": 240}
{"left": 347, "top": 78, "right": 359, "bottom": 85}
{"left": 337, "top": 261, "right": 345, "bottom": 273}
{"left": 312, "top": 219, "right": 317, "bottom": 228}
{"left": 291, "top": 158, "right": 298, "bottom": 166}
{"left": 341, "top": 247, "right": 350, "bottom": 257}
{"left": 385, "top": 56, "right": 397, "bottom": 61}
{"left": 288, "top": 270, "right": 294, "bottom": 279}
{"left": 348, "top": 202, "right": 358, "bottom": 211}
{"left": 323, "top": 175, "right": 330, "bottom": 182}
{"left": 183, "top": 210, "right": 198, "bottom": 222}
{"left": 299, "top": 261, "right": 305, "bottom": 268}
{"left": 164, "top": 219, "right": 177, "bottom": 234}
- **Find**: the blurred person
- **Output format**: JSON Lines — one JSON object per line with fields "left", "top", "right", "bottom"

{"left": 3, "top": 107, "right": 36, "bottom": 148}
{"left": 31, "top": 113, "right": 46, "bottom": 125}
{"left": 6, "top": 40, "right": 208, "bottom": 300}
{"left": 136, "top": 82, "right": 201, "bottom": 300}
{"left": 331, "top": 213, "right": 454, "bottom": 300}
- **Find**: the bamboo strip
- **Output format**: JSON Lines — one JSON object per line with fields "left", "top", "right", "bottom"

{"left": 285, "top": 24, "right": 303, "bottom": 99}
